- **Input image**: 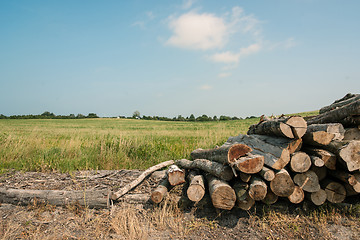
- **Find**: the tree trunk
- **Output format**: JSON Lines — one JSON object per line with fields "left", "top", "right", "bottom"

{"left": 344, "top": 127, "right": 360, "bottom": 141}
{"left": 307, "top": 99, "right": 360, "bottom": 127}
{"left": 190, "top": 144, "right": 252, "bottom": 165}
{"left": 239, "top": 172, "right": 251, "bottom": 183}
{"left": 328, "top": 171, "right": 360, "bottom": 193}
{"left": 321, "top": 180, "right": 346, "bottom": 203}
{"left": 293, "top": 170, "right": 320, "bottom": 193}
{"left": 233, "top": 182, "right": 255, "bottom": 210}
{"left": 302, "top": 148, "right": 336, "bottom": 170}
{"left": 206, "top": 175, "right": 236, "bottom": 210}
{"left": 322, "top": 140, "right": 360, "bottom": 171}
{"left": 230, "top": 153, "right": 264, "bottom": 174}
{"left": 247, "top": 134, "right": 303, "bottom": 154}
{"left": 259, "top": 166, "right": 275, "bottom": 181}
{"left": 319, "top": 93, "right": 360, "bottom": 114}
{"left": 270, "top": 169, "right": 295, "bottom": 197}
{"left": 112, "top": 160, "right": 174, "bottom": 200}
{"left": 310, "top": 155, "right": 325, "bottom": 167}
{"left": 0, "top": 188, "right": 110, "bottom": 208}
{"left": 247, "top": 116, "right": 307, "bottom": 139}
{"left": 310, "top": 165, "right": 327, "bottom": 181}
{"left": 288, "top": 186, "right": 304, "bottom": 204}
{"left": 151, "top": 177, "right": 170, "bottom": 204}
{"left": 248, "top": 177, "right": 267, "bottom": 201}
{"left": 302, "top": 131, "right": 335, "bottom": 146}
{"left": 175, "top": 159, "right": 234, "bottom": 181}
{"left": 167, "top": 165, "right": 185, "bottom": 186}
{"left": 290, "top": 152, "right": 311, "bottom": 173}
{"left": 306, "top": 123, "right": 345, "bottom": 141}
{"left": 307, "top": 189, "right": 327, "bottom": 206}
{"left": 186, "top": 170, "right": 206, "bottom": 202}
{"left": 261, "top": 189, "right": 278, "bottom": 205}
{"left": 226, "top": 134, "right": 290, "bottom": 170}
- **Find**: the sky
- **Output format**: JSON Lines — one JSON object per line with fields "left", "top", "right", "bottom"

{"left": 0, "top": 0, "right": 359, "bottom": 118}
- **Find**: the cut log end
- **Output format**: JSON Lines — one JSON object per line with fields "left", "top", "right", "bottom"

{"left": 228, "top": 144, "right": 253, "bottom": 163}
{"left": 290, "top": 152, "right": 311, "bottom": 173}
{"left": 323, "top": 181, "right": 346, "bottom": 203}
{"left": 310, "top": 189, "right": 327, "bottom": 206}
{"left": 270, "top": 169, "right": 295, "bottom": 197}
{"left": 288, "top": 186, "right": 304, "bottom": 204}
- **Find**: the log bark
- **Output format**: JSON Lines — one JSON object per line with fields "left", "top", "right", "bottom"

{"left": 328, "top": 170, "right": 357, "bottom": 187}
{"left": 248, "top": 177, "right": 267, "bottom": 201}
{"left": 239, "top": 172, "right": 251, "bottom": 183}
{"left": 186, "top": 170, "right": 206, "bottom": 202}
{"left": 288, "top": 186, "right": 304, "bottom": 204}
{"left": 322, "top": 140, "right": 360, "bottom": 172}
{"left": 261, "top": 189, "right": 278, "bottom": 205}
{"left": 167, "top": 165, "right": 185, "bottom": 186}
{"left": 226, "top": 134, "right": 290, "bottom": 170}
{"left": 344, "top": 127, "right": 360, "bottom": 141}
{"left": 259, "top": 166, "right": 275, "bottom": 181}
{"left": 307, "top": 99, "right": 360, "bottom": 126}
{"left": 0, "top": 188, "right": 110, "bottom": 208}
{"left": 293, "top": 170, "right": 320, "bottom": 193}
{"left": 247, "top": 116, "right": 307, "bottom": 139}
{"left": 112, "top": 160, "right": 174, "bottom": 200}
{"left": 247, "top": 134, "right": 302, "bottom": 154}
{"left": 206, "top": 175, "right": 236, "bottom": 210}
{"left": 321, "top": 180, "right": 346, "bottom": 203}
{"left": 290, "top": 152, "right": 311, "bottom": 173}
{"left": 319, "top": 93, "right": 360, "bottom": 114}
{"left": 233, "top": 182, "right": 255, "bottom": 210}
{"left": 190, "top": 144, "right": 252, "bottom": 165}
{"left": 270, "top": 169, "right": 295, "bottom": 197}
{"left": 175, "top": 159, "right": 234, "bottom": 181}
{"left": 307, "top": 189, "right": 327, "bottom": 206}
{"left": 310, "top": 165, "right": 327, "bottom": 181}
{"left": 151, "top": 177, "right": 170, "bottom": 204}
{"left": 306, "top": 123, "right": 345, "bottom": 141}
{"left": 230, "top": 153, "right": 264, "bottom": 174}
{"left": 236, "top": 192, "right": 255, "bottom": 210}
{"left": 303, "top": 148, "right": 336, "bottom": 170}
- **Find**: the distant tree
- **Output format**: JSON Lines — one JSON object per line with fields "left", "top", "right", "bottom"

{"left": 188, "top": 114, "right": 195, "bottom": 121}
{"left": 133, "top": 110, "right": 141, "bottom": 119}
{"left": 87, "top": 113, "right": 99, "bottom": 118}
{"left": 69, "top": 114, "right": 75, "bottom": 119}
{"left": 220, "top": 115, "right": 231, "bottom": 121}
{"left": 213, "top": 115, "right": 218, "bottom": 121}
{"left": 196, "top": 114, "right": 211, "bottom": 121}
{"left": 0, "top": 114, "right": 7, "bottom": 119}
{"left": 76, "top": 114, "right": 85, "bottom": 119}
{"left": 41, "top": 111, "right": 55, "bottom": 118}
{"left": 177, "top": 115, "right": 185, "bottom": 121}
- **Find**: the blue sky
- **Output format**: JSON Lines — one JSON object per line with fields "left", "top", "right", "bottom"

{"left": 1, "top": 0, "right": 359, "bottom": 118}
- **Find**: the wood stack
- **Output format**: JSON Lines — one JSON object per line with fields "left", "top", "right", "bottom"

{"left": 151, "top": 93, "right": 360, "bottom": 211}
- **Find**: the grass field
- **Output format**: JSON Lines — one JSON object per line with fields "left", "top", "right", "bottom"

{"left": 0, "top": 111, "right": 318, "bottom": 173}
{"left": 0, "top": 118, "right": 260, "bottom": 172}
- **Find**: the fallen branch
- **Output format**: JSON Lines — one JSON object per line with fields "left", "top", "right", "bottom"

{"left": 111, "top": 160, "right": 174, "bottom": 200}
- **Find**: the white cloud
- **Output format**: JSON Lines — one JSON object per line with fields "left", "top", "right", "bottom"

{"left": 211, "top": 51, "right": 240, "bottom": 63}
{"left": 166, "top": 12, "right": 228, "bottom": 50}
{"left": 218, "top": 72, "right": 232, "bottom": 78}
{"left": 199, "top": 84, "right": 213, "bottom": 90}
{"left": 210, "top": 43, "right": 261, "bottom": 63}
{"left": 182, "top": 0, "right": 196, "bottom": 9}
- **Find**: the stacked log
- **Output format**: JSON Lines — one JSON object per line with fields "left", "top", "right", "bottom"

{"left": 150, "top": 93, "right": 360, "bottom": 211}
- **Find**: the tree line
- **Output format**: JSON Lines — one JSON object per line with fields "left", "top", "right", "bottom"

{"left": 0, "top": 111, "right": 257, "bottom": 121}
{"left": 0, "top": 111, "right": 99, "bottom": 119}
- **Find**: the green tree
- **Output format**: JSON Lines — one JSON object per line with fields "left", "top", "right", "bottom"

{"left": 133, "top": 110, "right": 141, "bottom": 119}
{"left": 188, "top": 114, "right": 195, "bottom": 121}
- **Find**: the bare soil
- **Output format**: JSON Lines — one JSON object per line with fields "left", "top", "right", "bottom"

{"left": 1, "top": 170, "right": 360, "bottom": 239}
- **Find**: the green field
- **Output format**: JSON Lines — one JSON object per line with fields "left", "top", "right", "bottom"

{"left": 0, "top": 111, "right": 318, "bottom": 173}
{"left": 0, "top": 118, "right": 260, "bottom": 172}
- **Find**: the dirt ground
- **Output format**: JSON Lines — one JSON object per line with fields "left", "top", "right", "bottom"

{"left": 1, "top": 170, "right": 360, "bottom": 239}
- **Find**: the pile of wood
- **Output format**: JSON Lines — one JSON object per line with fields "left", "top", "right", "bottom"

{"left": 151, "top": 93, "right": 360, "bottom": 210}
